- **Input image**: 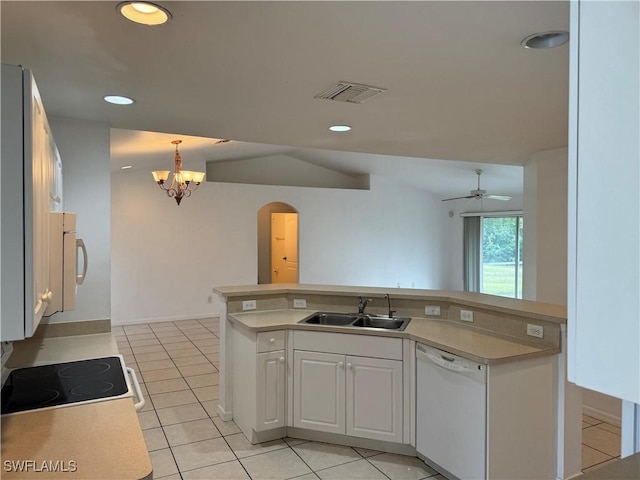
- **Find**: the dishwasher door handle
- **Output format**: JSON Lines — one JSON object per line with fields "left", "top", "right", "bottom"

{"left": 421, "top": 352, "right": 471, "bottom": 373}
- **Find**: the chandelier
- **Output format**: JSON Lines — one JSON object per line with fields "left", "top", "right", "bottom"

{"left": 151, "top": 140, "right": 205, "bottom": 205}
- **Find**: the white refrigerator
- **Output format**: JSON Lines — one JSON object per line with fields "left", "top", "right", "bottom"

{"left": 44, "top": 212, "right": 87, "bottom": 317}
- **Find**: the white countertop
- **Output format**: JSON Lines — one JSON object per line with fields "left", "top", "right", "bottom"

{"left": 229, "top": 309, "right": 558, "bottom": 364}
{"left": 5, "top": 333, "right": 119, "bottom": 368}
{"left": 1, "top": 333, "right": 153, "bottom": 480}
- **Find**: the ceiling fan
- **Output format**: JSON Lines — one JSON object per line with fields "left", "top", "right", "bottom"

{"left": 441, "top": 169, "right": 512, "bottom": 202}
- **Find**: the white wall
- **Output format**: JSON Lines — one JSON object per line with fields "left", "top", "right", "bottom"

{"left": 111, "top": 170, "right": 448, "bottom": 325}
{"left": 45, "top": 118, "right": 111, "bottom": 324}
{"left": 524, "top": 148, "right": 622, "bottom": 427}
{"left": 522, "top": 147, "right": 584, "bottom": 479}
{"left": 523, "top": 147, "right": 568, "bottom": 304}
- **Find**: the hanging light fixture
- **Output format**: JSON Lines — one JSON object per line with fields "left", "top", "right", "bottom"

{"left": 151, "top": 140, "right": 205, "bottom": 205}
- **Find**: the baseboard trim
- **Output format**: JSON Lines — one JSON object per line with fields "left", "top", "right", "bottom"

{"left": 286, "top": 427, "right": 416, "bottom": 456}
{"left": 584, "top": 405, "right": 621, "bottom": 427}
{"left": 217, "top": 404, "right": 233, "bottom": 421}
{"left": 112, "top": 314, "right": 220, "bottom": 326}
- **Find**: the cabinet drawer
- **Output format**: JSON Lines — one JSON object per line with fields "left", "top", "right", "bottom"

{"left": 257, "top": 330, "right": 286, "bottom": 353}
{"left": 293, "top": 331, "right": 402, "bottom": 360}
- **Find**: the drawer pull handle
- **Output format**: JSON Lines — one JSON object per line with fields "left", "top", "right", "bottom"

{"left": 338, "top": 362, "right": 344, "bottom": 368}
{"left": 279, "top": 357, "right": 285, "bottom": 363}
{"left": 346, "top": 363, "right": 352, "bottom": 369}
{"left": 269, "top": 338, "right": 275, "bottom": 343}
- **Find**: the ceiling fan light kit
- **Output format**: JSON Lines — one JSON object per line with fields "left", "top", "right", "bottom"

{"left": 441, "top": 169, "right": 512, "bottom": 202}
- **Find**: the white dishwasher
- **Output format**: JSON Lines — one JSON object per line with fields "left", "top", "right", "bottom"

{"left": 416, "top": 343, "right": 487, "bottom": 480}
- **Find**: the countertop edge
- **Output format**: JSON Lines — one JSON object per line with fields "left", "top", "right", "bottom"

{"left": 227, "top": 310, "right": 560, "bottom": 365}
{"left": 1, "top": 398, "right": 153, "bottom": 480}
{"left": 1, "top": 333, "right": 153, "bottom": 480}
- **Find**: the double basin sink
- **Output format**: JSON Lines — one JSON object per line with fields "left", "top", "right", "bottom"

{"left": 298, "top": 312, "right": 411, "bottom": 331}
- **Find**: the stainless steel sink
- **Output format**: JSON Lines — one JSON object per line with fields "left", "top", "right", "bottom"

{"left": 351, "top": 316, "right": 410, "bottom": 330}
{"left": 298, "top": 312, "right": 411, "bottom": 331}
{"left": 300, "top": 312, "right": 360, "bottom": 326}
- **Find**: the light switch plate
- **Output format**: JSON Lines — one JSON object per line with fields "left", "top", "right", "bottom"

{"left": 425, "top": 305, "right": 441, "bottom": 316}
{"left": 242, "top": 300, "right": 257, "bottom": 311}
{"left": 293, "top": 299, "right": 307, "bottom": 308}
{"left": 460, "top": 310, "right": 474, "bottom": 322}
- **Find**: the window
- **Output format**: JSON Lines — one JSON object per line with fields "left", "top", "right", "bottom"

{"left": 464, "top": 214, "right": 523, "bottom": 299}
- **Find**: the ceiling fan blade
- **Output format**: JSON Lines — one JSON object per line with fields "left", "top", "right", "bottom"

{"left": 483, "top": 195, "right": 512, "bottom": 201}
{"left": 441, "top": 195, "right": 476, "bottom": 202}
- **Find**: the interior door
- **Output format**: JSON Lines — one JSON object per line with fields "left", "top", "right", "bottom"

{"left": 271, "top": 213, "right": 298, "bottom": 283}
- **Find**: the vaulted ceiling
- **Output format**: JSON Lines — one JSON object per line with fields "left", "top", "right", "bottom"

{"left": 1, "top": 1, "right": 569, "bottom": 196}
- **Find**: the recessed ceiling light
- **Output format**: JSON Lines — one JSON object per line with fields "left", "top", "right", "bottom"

{"left": 329, "top": 125, "right": 352, "bottom": 132}
{"left": 120, "top": 165, "right": 133, "bottom": 170}
{"left": 103, "top": 95, "right": 135, "bottom": 105}
{"left": 521, "top": 31, "right": 569, "bottom": 49}
{"left": 117, "top": 2, "right": 171, "bottom": 26}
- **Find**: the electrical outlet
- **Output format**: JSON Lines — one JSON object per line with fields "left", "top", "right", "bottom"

{"left": 242, "top": 300, "right": 257, "bottom": 311}
{"left": 460, "top": 310, "right": 474, "bottom": 322}
{"left": 207, "top": 295, "right": 213, "bottom": 304}
{"left": 425, "top": 305, "right": 441, "bottom": 316}
{"left": 293, "top": 299, "right": 307, "bottom": 308}
{"left": 527, "top": 324, "right": 544, "bottom": 338}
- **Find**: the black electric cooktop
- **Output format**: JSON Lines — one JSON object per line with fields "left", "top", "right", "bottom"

{"left": 1, "top": 356, "right": 129, "bottom": 415}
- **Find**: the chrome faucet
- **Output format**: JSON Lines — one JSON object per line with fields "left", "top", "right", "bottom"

{"left": 384, "top": 293, "right": 396, "bottom": 318}
{"left": 357, "top": 296, "right": 372, "bottom": 314}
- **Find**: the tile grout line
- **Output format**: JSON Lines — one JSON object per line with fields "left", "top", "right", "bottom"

{"left": 126, "top": 319, "right": 222, "bottom": 478}
{"left": 142, "top": 321, "right": 186, "bottom": 479}
{"left": 361, "top": 455, "right": 394, "bottom": 480}
{"left": 141, "top": 319, "right": 234, "bottom": 477}
{"left": 162, "top": 329, "right": 243, "bottom": 479}
{"left": 580, "top": 415, "right": 622, "bottom": 473}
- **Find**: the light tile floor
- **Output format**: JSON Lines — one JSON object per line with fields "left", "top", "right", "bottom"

{"left": 581, "top": 414, "right": 622, "bottom": 473}
{"left": 116, "top": 318, "right": 445, "bottom": 480}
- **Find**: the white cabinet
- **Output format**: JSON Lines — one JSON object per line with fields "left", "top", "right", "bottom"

{"left": 417, "top": 344, "right": 556, "bottom": 480}
{"left": 346, "top": 355, "right": 403, "bottom": 443}
{"left": 1, "top": 64, "right": 61, "bottom": 341}
{"left": 292, "top": 331, "right": 404, "bottom": 443}
{"left": 567, "top": 1, "right": 640, "bottom": 402}
{"left": 256, "top": 350, "right": 286, "bottom": 431}
{"left": 231, "top": 327, "right": 287, "bottom": 442}
{"left": 293, "top": 350, "right": 345, "bottom": 435}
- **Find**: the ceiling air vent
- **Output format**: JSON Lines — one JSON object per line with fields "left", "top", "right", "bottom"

{"left": 314, "top": 82, "right": 386, "bottom": 104}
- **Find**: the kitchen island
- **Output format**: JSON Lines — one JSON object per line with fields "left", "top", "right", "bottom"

{"left": 214, "top": 283, "right": 567, "bottom": 480}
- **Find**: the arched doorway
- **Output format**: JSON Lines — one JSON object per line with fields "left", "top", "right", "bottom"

{"left": 257, "top": 202, "right": 299, "bottom": 284}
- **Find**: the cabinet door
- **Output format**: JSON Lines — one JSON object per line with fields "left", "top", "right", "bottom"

{"left": 27, "top": 75, "right": 52, "bottom": 335}
{"left": 346, "top": 356, "right": 403, "bottom": 443}
{"left": 256, "top": 350, "right": 286, "bottom": 431}
{"left": 293, "top": 350, "right": 345, "bottom": 434}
